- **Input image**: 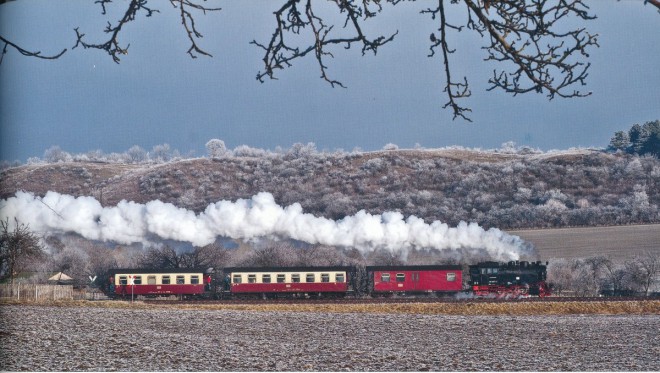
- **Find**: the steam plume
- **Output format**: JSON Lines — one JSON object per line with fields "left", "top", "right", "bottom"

{"left": 0, "top": 191, "right": 532, "bottom": 261}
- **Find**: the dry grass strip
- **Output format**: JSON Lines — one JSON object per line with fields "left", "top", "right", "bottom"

{"left": 2, "top": 299, "right": 659, "bottom": 315}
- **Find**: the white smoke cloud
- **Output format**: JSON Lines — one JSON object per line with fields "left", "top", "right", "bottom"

{"left": 0, "top": 191, "right": 532, "bottom": 261}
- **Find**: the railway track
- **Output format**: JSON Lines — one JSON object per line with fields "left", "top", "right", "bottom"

{"left": 142, "top": 295, "right": 657, "bottom": 306}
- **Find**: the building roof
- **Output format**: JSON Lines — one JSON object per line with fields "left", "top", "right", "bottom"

{"left": 48, "top": 272, "right": 73, "bottom": 281}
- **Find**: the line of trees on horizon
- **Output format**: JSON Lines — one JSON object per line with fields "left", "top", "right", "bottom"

{"left": 609, "top": 120, "right": 660, "bottom": 158}
{"left": 1, "top": 118, "right": 657, "bottom": 170}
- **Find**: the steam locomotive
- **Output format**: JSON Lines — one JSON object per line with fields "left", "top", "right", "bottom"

{"left": 469, "top": 261, "right": 551, "bottom": 298}
{"left": 106, "top": 261, "right": 550, "bottom": 299}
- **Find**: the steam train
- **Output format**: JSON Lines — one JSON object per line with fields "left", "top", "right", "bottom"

{"left": 106, "top": 261, "right": 550, "bottom": 299}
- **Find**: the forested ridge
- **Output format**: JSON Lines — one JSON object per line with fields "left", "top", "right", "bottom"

{"left": 2, "top": 146, "right": 658, "bottom": 230}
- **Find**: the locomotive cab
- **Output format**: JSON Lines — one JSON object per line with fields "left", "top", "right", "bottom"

{"left": 469, "top": 261, "right": 501, "bottom": 286}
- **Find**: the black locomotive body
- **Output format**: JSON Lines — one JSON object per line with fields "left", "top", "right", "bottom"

{"left": 469, "top": 261, "right": 550, "bottom": 298}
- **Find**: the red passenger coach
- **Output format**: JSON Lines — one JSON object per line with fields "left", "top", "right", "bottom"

{"left": 367, "top": 265, "right": 463, "bottom": 296}
{"left": 109, "top": 269, "right": 209, "bottom": 298}
{"left": 224, "top": 266, "right": 352, "bottom": 298}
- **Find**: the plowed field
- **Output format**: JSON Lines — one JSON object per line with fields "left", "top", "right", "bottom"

{"left": 1, "top": 304, "right": 658, "bottom": 371}
{"left": 508, "top": 224, "right": 660, "bottom": 261}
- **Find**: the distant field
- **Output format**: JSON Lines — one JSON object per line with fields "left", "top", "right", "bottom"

{"left": 508, "top": 224, "right": 660, "bottom": 261}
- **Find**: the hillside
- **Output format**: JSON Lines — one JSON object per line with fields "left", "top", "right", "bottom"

{"left": 1, "top": 148, "right": 659, "bottom": 230}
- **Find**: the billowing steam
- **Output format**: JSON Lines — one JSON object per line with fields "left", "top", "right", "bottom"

{"left": 0, "top": 191, "right": 532, "bottom": 261}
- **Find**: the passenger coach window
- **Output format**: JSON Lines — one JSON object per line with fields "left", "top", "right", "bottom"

{"left": 133, "top": 276, "right": 142, "bottom": 285}
{"left": 147, "top": 276, "right": 156, "bottom": 285}
{"left": 248, "top": 275, "right": 257, "bottom": 283}
{"left": 335, "top": 274, "right": 345, "bottom": 283}
{"left": 162, "top": 276, "right": 170, "bottom": 285}
{"left": 191, "top": 276, "right": 200, "bottom": 284}
{"left": 119, "top": 276, "right": 127, "bottom": 285}
{"left": 233, "top": 275, "right": 242, "bottom": 284}
{"left": 396, "top": 273, "right": 405, "bottom": 282}
{"left": 292, "top": 274, "right": 300, "bottom": 283}
{"left": 263, "top": 275, "right": 271, "bottom": 283}
{"left": 321, "top": 274, "right": 330, "bottom": 283}
{"left": 381, "top": 274, "right": 390, "bottom": 282}
{"left": 447, "top": 273, "right": 456, "bottom": 282}
{"left": 176, "top": 275, "right": 185, "bottom": 284}
{"left": 306, "top": 274, "right": 315, "bottom": 283}
{"left": 277, "top": 274, "right": 286, "bottom": 283}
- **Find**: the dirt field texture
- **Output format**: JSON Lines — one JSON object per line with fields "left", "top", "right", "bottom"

{"left": 2, "top": 304, "right": 659, "bottom": 371}
{"left": 508, "top": 224, "right": 660, "bottom": 261}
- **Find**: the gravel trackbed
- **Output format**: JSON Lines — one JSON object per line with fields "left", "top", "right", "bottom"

{"left": 1, "top": 305, "right": 658, "bottom": 371}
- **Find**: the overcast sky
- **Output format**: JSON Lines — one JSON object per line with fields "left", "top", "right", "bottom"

{"left": 1, "top": 0, "right": 658, "bottom": 162}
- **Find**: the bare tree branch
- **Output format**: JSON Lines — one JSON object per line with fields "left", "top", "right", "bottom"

{"left": 3, "top": 0, "right": 656, "bottom": 119}
{"left": 73, "top": 0, "right": 157, "bottom": 63}
{"left": 419, "top": 0, "right": 600, "bottom": 120}
{"left": 644, "top": 0, "right": 660, "bottom": 10}
{"left": 170, "top": 0, "right": 221, "bottom": 59}
{"left": 463, "top": 0, "right": 599, "bottom": 99}
{"left": 73, "top": 0, "right": 219, "bottom": 63}
{"left": 424, "top": 0, "right": 472, "bottom": 121}
{"left": 0, "top": 35, "right": 66, "bottom": 65}
{"left": 252, "top": 0, "right": 399, "bottom": 88}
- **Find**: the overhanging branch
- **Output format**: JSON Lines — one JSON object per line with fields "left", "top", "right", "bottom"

{"left": 0, "top": 35, "right": 67, "bottom": 65}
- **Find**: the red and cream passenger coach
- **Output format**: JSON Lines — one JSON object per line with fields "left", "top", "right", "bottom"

{"left": 109, "top": 268, "right": 209, "bottom": 298}
{"left": 224, "top": 266, "right": 351, "bottom": 298}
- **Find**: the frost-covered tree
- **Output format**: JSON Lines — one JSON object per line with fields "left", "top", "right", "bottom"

{"left": 382, "top": 143, "right": 399, "bottom": 151}
{"left": 205, "top": 139, "right": 230, "bottom": 159}
{"left": 233, "top": 144, "right": 268, "bottom": 158}
{"left": 43, "top": 146, "right": 71, "bottom": 163}
{"left": 547, "top": 259, "right": 578, "bottom": 296}
{"left": 0, "top": 219, "right": 44, "bottom": 287}
{"left": 634, "top": 251, "right": 660, "bottom": 296}
{"left": 285, "top": 142, "right": 317, "bottom": 160}
{"left": 127, "top": 145, "right": 148, "bottom": 164}
{"left": 150, "top": 143, "right": 172, "bottom": 163}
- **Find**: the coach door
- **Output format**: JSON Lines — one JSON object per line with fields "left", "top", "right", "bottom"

{"left": 412, "top": 272, "right": 420, "bottom": 291}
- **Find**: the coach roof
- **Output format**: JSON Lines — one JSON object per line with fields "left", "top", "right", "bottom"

{"left": 108, "top": 268, "right": 207, "bottom": 274}
{"left": 223, "top": 266, "right": 353, "bottom": 273}
{"left": 366, "top": 265, "right": 462, "bottom": 271}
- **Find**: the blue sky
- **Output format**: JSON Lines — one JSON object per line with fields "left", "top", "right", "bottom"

{"left": 1, "top": 0, "right": 658, "bottom": 162}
